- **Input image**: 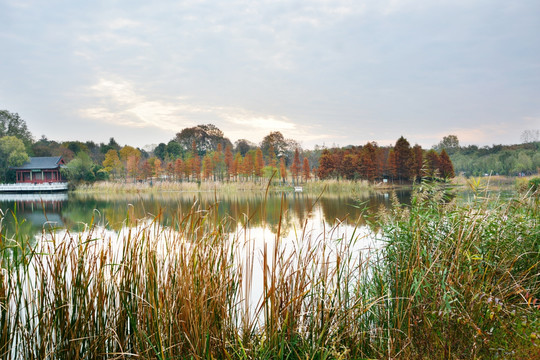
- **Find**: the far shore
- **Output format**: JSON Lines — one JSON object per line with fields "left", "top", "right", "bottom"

{"left": 70, "top": 174, "right": 534, "bottom": 195}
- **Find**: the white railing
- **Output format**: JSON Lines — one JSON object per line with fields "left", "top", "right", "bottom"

{"left": 0, "top": 182, "right": 68, "bottom": 192}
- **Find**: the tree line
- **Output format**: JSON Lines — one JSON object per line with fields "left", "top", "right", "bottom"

{"left": 1, "top": 109, "right": 460, "bottom": 184}
{"left": 317, "top": 137, "right": 454, "bottom": 182}
{"left": 434, "top": 134, "right": 540, "bottom": 176}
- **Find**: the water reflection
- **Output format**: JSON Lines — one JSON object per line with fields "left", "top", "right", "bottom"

{"left": 0, "top": 190, "right": 411, "bottom": 239}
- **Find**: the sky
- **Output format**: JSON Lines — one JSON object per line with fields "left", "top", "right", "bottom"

{"left": 1, "top": 0, "right": 539, "bottom": 150}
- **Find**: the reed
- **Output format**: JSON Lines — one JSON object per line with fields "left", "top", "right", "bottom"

{"left": 0, "top": 181, "right": 538, "bottom": 359}
{"left": 375, "top": 181, "right": 540, "bottom": 358}
{"left": 74, "top": 180, "right": 285, "bottom": 195}
{"left": 303, "top": 179, "right": 372, "bottom": 194}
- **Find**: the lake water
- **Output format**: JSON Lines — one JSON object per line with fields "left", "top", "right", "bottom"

{"left": 0, "top": 189, "right": 411, "bottom": 242}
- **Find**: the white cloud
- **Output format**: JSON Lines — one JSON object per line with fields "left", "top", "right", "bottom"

{"left": 77, "top": 33, "right": 150, "bottom": 47}
{"left": 79, "top": 76, "right": 327, "bottom": 145}
{"left": 108, "top": 18, "right": 141, "bottom": 30}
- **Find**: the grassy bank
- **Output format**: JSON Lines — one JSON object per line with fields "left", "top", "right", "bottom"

{"left": 0, "top": 183, "right": 538, "bottom": 359}
{"left": 72, "top": 179, "right": 375, "bottom": 195}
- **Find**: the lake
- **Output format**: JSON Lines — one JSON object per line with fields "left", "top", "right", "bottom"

{"left": 0, "top": 189, "right": 411, "bottom": 242}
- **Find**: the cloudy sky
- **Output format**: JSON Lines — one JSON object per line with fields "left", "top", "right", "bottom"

{"left": 1, "top": 0, "right": 538, "bottom": 149}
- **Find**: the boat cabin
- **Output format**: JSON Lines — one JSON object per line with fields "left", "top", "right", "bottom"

{"left": 12, "top": 156, "right": 66, "bottom": 184}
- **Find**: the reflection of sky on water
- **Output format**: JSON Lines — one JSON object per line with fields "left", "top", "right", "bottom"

{"left": 236, "top": 204, "right": 380, "bottom": 321}
{"left": 0, "top": 190, "right": 410, "bottom": 240}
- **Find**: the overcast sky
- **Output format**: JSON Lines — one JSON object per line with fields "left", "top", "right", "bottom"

{"left": 1, "top": 0, "right": 538, "bottom": 150}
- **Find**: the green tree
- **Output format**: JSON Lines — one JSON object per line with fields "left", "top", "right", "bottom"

{"left": 0, "top": 136, "right": 29, "bottom": 182}
{"left": 234, "top": 139, "right": 256, "bottom": 157}
{"left": 175, "top": 124, "right": 232, "bottom": 156}
{"left": 166, "top": 140, "right": 183, "bottom": 160}
{"left": 154, "top": 143, "right": 167, "bottom": 160}
{"left": 62, "top": 152, "right": 96, "bottom": 183}
{"left": 261, "top": 131, "right": 287, "bottom": 160}
{"left": 434, "top": 135, "right": 460, "bottom": 155}
{"left": 0, "top": 110, "right": 33, "bottom": 149}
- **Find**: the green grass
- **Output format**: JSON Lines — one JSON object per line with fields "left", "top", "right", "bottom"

{"left": 0, "top": 181, "right": 538, "bottom": 359}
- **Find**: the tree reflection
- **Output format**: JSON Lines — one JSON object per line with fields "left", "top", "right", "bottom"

{"left": 0, "top": 190, "right": 411, "bottom": 240}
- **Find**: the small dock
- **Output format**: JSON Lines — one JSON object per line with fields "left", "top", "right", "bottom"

{"left": 0, "top": 183, "right": 68, "bottom": 193}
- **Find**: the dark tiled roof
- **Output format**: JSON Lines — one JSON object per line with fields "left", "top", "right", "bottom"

{"left": 12, "top": 156, "right": 64, "bottom": 170}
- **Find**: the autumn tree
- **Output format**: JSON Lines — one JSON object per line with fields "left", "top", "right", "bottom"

{"left": 190, "top": 140, "right": 201, "bottom": 180}
{"left": 224, "top": 144, "right": 234, "bottom": 180}
{"left": 119, "top": 146, "right": 141, "bottom": 180}
{"left": 174, "top": 158, "right": 184, "bottom": 181}
{"left": 317, "top": 149, "right": 334, "bottom": 180}
{"left": 242, "top": 151, "right": 255, "bottom": 180}
{"left": 183, "top": 158, "right": 193, "bottom": 180}
{"left": 425, "top": 150, "right": 440, "bottom": 177}
{"left": 141, "top": 160, "right": 152, "bottom": 180}
{"left": 393, "top": 136, "right": 412, "bottom": 182}
{"left": 232, "top": 153, "right": 241, "bottom": 181}
{"left": 102, "top": 149, "right": 122, "bottom": 179}
{"left": 361, "top": 142, "right": 377, "bottom": 181}
{"left": 438, "top": 149, "right": 455, "bottom": 178}
{"left": 166, "top": 161, "right": 174, "bottom": 179}
{"left": 212, "top": 143, "right": 225, "bottom": 180}
{"left": 290, "top": 148, "right": 301, "bottom": 184}
{"left": 126, "top": 155, "right": 140, "bottom": 180}
{"left": 202, "top": 155, "right": 213, "bottom": 180}
{"left": 375, "top": 146, "right": 388, "bottom": 181}
{"left": 411, "top": 144, "right": 424, "bottom": 180}
{"left": 302, "top": 157, "right": 310, "bottom": 181}
{"left": 267, "top": 143, "right": 278, "bottom": 168}
{"left": 387, "top": 149, "right": 397, "bottom": 181}
{"left": 254, "top": 148, "right": 264, "bottom": 178}
{"left": 153, "top": 158, "right": 162, "bottom": 178}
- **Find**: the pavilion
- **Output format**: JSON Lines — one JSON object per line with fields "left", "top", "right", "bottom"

{"left": 12, "top": 156, "right": 66, "bottom": 184}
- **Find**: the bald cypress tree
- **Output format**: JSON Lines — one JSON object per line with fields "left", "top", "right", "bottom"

{"left": 439, "top": 149, "right": 455, "bottom": 178}
{"left": 425, "top": 150, "right": 440, "bottom": 178}
{"left": 394, "top": 136, "right": 412, "bottom": 182}
{"left": 317, "top": 149, "right": 334, "bottom": 180}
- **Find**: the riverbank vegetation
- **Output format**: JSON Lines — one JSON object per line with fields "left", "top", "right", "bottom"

{"left": 1, "top": 181, "right": 538, "bottom": 359}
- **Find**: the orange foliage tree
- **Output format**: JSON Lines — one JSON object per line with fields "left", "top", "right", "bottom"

{"left": 302, "top": 157, "right": 310, "bottom": 181}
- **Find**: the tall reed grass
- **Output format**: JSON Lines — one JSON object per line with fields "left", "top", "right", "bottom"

{"left": 0, "top": 181, "right": 538, "bottom": 359}
{"left": 374, "top": 181, "right": 540, "bottom": 358}
{"left": 74, "top": 180, "right": 273, "bottom": 194}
